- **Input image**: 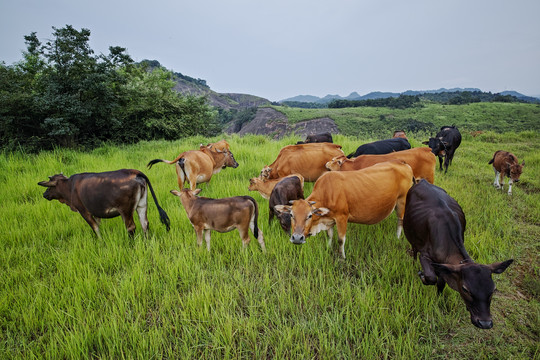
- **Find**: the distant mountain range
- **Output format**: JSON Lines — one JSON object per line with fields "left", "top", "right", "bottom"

{"left": 280, "top": 88, "right": 540, "bottom": 104}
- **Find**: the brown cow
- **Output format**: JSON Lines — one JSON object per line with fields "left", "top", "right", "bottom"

{"left": 260, "top": 143, "right": 344, "bottom": 182}
{"left": 488, "top": 150, "right": 525, "bottom": 195}
{"left": 147, "top": 140, "right": 238, "bottom": 190}
{"left": 275, "top": 160, "right": 414, "bottom": 259}
{"left": 38, "top": 169, "right": 170, "bottom": 237}
{"left": 393, "top": 130, "right": 407, "bottom": 139}
{"left": 248, "top": 174, "right": 305, "bottom": 200}
{"left": 170, "top": 189, "right": 266, "bottom": 252}
{"left": 325, "top": 147, "right": 436, "bottom": 184}
{"left": 403, "top": 179, "right": 513, "bottom": 329}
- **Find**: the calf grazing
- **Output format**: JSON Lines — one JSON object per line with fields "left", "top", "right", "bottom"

{"left": 423, "top": 125, "right": 462, "bottom": 173}
{"left": 170, "top": 189, "right": 266, "bottom": 252}
{"left": 346, "top": 138, "right": 411, "bottom": 158}
{"left": 269, "top": 176, "right": 305, "bottom": 233}
{"left": 260, "top": 143, "right": 344, "bottom": 182}
{"left": 147, "top": 140, "right": 238, "bottom": 190}
{"left": 275, "top": 160, "right": 414, "bottom": 259}
{"left": 248, "top": 174, "right": 304, "bottom": 200}
{"left": 38, "top": 169, "right": 170, "bottom": 237}
{"left": 326, "top": 147, "right": 436, "bottom": 184}
{"left": 488, "top": 150, "right": 525, "bottom": 195}
{"left": 403, "top": 179, "right": 513, "bottom": 329}
{"left": 296, "top": 132, "right": 333, "bottom": 144}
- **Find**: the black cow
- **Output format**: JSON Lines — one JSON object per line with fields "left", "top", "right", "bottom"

{"left": 346, "top": 137, "right": 411, "bottom": 158}
{"left": 38, "top": 169, "right": 170, "bottom": 237}
{"left": 403, "top": 179, "right": 513, "bottom": 329}
{"left": 423, "top": 125, "right": 462, "bottom": 173}
{"left": 268, "top": 176, "right": 304, "bottom": 233}
{"left": 296, "top": 132, "right": 333, "bottom": 144}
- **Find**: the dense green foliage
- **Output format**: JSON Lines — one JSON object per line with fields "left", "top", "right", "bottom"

{"left": 0, "top": 26, "right": 219, "bottom": 152}
{"left": 329, "top": 94, "right": 421, "bottom": 109}
{"left": 273, "top": 102, "right": 540, "bottom": 138}
{"left": 0, "top": 133, "right": 538, "bottom": 359}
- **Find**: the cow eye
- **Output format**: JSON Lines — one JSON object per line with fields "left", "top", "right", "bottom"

{"left": 307, "top": 214, "right": 312, "bottom": 220}
{"left": 462, "top": 286, "right": 471, "bottom": 295}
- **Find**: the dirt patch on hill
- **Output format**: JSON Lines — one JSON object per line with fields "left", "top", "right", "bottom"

{"left": 228, "top": 107, "right": 339, "bottom": 139}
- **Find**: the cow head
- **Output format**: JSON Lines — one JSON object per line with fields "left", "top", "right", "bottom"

{"left": 274, "top": 200, "right": 330, "bottom": 245}
{"left": 38, "top": 174, "right": 69, "bottom": 203}
{"left": 325, "top": 156, "right": 346, "bottom": 171}
{"left": 248, "top": 177, "right": 262, "bottom": 192}
{"left": 432, "top": 259, "right": 513, "bottom": 329}
{"left": 423, "top": 137, "right": 447, "bottom": 156}
{"left": 507, "top": 160, "right": 525, "bottom": 183}
{"left": 170, "top": 188, "right": 202, "bottom": 208}
{"left": 204, "top": 144, "right": 239, "bottom": 169}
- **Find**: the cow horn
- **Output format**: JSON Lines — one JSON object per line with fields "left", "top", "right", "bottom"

{"left": 308, "top": 201, "right": 316, "bottom": 205}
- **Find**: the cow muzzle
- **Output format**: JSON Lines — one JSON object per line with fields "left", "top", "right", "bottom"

{"left": 290, "top": 234, "right": 306, "bottom": 245}
{"left": 471, "top": 314, "right": 493, "bottom": 329}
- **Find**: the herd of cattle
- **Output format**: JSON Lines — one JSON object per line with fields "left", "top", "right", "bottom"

{"left": 38, "top": 126, "right": 525, "bottom": 329}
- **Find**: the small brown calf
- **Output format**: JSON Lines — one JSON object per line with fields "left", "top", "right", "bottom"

{"left": 488, "top": 150, "right": 525, "bottom": 195}
{"left": 170, "top": 189, "right": 266, "bottom": 252}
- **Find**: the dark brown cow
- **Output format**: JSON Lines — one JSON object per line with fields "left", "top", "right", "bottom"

{"left": 38, "top": 169, "right": 170, "bottom": 237}
{"left": 403, "top": 179, "right": 513, "bottom": 329}
{"left": 170, "top": 189, "right": 266, "bottom": 252}
{"left": 269, "top": 176, "right": 305, "bottom": 233}
{"left": 488, "top": 150, "right": 525, "bottom": 195}
{"left": 147, "top": 140, "right": 238, "bottom": 190}
{"left": 275, "top": 160, "right": 414, "bottom": 259}
{"left": 260, "top": 143, "right": 344, "bottom": 182}
{"left": 296, "top": 132, "right": 333, "bottom": 144}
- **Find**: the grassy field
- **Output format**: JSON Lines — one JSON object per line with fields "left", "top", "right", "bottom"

{"left": 1, "top": 132, "right": 539, "bottom": 359}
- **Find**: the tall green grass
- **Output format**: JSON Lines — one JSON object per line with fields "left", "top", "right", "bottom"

{"left": 1, "top": 133, "right": 538, "bottom": 359}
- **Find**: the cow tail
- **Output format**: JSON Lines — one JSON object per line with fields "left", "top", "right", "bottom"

{"left": 346, "top": 152, "right": 354, "bottom": 159}
{"left": 246, "top": 196, "right": 259, "bottom": 239}
{"left": 488, "top": 157, "right": 494, "bottom": 165}
{"left": 138, "top": 173, "right": 171, "bottom": 231}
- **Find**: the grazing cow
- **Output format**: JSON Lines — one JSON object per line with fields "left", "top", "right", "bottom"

{"left": 423, "top": 126, "right": 462, "bottom": 173}
{"left": 275, "top": 160, "right": 414, "bottom": 259}
{"left": 326, "top": 147, "right": 436, "bottom": 184}
{"left": 260, "top": 143, "right": 344, "bottom": 182}
{"left": 488, "top": 150, "right": 525, "bottom": 195}
{"left": 170, "top": 189, "right": 266, "bottom": 252}
{"left": 147, "top": 140, "right": 239, "bottom": 190}
{"left": 269, "top": 176, "right": 305, "bottom": 233}
{"left": 346, "top": 138, "right": 411, "bottom": 158}
{"left": 38, "top": 169, "right": 170, "bottom": 237}
{"left": 393, "top": 130, "right": 408, "bottom": 139}
{"left": 248, "top": 174, "right": 304, "bottom": 200}
{"left": 296, "top": 132, "right": 333, "bottom": 144}
{"left": 403, "top": 179, "right": 513, "bottom": 329}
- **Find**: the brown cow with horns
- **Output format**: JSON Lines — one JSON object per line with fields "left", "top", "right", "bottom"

{"left": 38, "top": 169, "right": 170, "bottom": 237}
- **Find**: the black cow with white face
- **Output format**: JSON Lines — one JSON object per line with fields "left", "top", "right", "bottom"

{"left": 346, "top": 137, "right": 411, "bottom": 158}
{"left": 403, "top": 179, "right": 513, "bottom": 329}
{"left": 423, "top": 125, "right": 462, "bottom": 173}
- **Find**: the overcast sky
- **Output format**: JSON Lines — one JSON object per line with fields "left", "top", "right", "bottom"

{"left": 1, "top": 0, "right": 539, "bottom": 101}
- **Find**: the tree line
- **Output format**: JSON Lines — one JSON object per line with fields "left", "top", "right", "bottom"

{"left": 0, "top": 25, "right": 221, "bottom": 152}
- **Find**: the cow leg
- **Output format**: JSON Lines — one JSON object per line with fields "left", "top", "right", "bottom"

{"left": 438, "top": 156, "right": 444, "bottom": 171}
{"left": 493, "top": 169, "right": 501, "bottom": 188}
{"left": 268, "top": 208, "right": 274, "bottom": 224}
{"left": 507, "top": 178, "right": 513, "bottom": 195}
{"left": 326, "top": 227, "right": 334, "bottom": 248}
{"left": 335, "top": 217, "right": 348, "bottom": 259}
{"left": 418, "top": 255, "right": 437, "bottom": 285}
{"left": 204, "top": 230, "right": 211, "bottom": 251}
{"left": 238, "top": 225, "right": 251, "bottom": 249}
{"left": 436, "top": 277, "right": 447, "bottom": 294}
{"left": 443, "top": 155, "right": 450, "bottom": 174}
{"left": 79, "top": 211, "right": 101, "bottom": 237}
{"left": 195, "top": 227, "right": 204, "bottom": 247}
{"left": 136, "top": 190, "right": 149, "bottom": 235}
{"left": 248, "top": 216, "right": 266, "bottom": 252}
{"left": 257, "top": 229, "right": 266, "bottom": 253}
{"left": 120, "top": 213, "right": 137, "bottom": 237}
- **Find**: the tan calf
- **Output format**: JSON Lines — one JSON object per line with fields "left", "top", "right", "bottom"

{"left": 275, "top": 160, "right": 414, "bottom": 259}
{"left": 147, "top": 140, "right": 238, "bottom": 190}
{"left": 248, "top": 174, "right": 304, "bottom": 199}
{"left": 170, "top": 189, "right": 266, "bottom": 252}
{"left": 325, "top": 147, "right": 436, "bottom": 184}
{"left": 488, "top": 150, "right": 524, "bottom": 195}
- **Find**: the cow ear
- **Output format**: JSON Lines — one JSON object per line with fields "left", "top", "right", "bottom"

{"left": 193, "top": 188, "right": 202, "bottom": 195}
{"left": 38, "top": 180, "right": 56, "bottom": 187}
{"left": 432, "top": 263, "right": 458, "bottom": 275}
{"left": 312, "top": 207, "right": 330, "bottom": 216}
{"left": 170, "top": 190, "right": 181, "bottom": 197}
{"left": 489, "top": 259, "right": 513, "bottom": 274}
{"left": 274, "top": 205, "right": 291, "bottom": 215}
